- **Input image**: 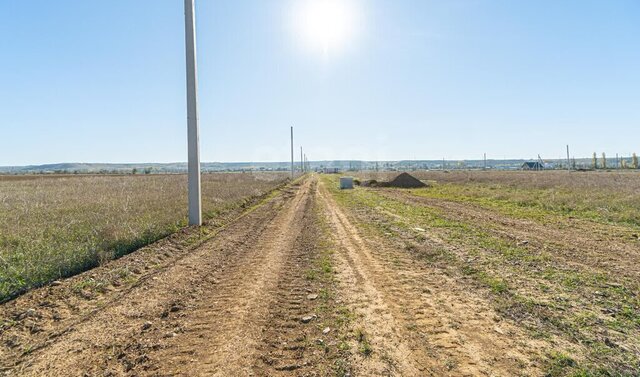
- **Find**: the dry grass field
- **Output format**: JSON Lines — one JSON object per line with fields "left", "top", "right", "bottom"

{"left": 0, "top": 173, "right": 287, "bottom": 301}
{"left": 1, "top": 172, "right": 638, "bottom": 376}
{"left": 359, "top": 170, "right": 640, "bottom": 227}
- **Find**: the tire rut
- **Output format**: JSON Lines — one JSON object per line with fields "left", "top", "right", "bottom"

{"left": 148, "top": 179, "right": 313, "bottom": 376}
{"left": 252, "top": 180, "right": 347, "bottom": 376}
{"left": 0, "top": 189, "right": 284, "bottom": 372}
{"left": 2, "top": 181, "right": 309, "bottom": 376}
{"left": 318, "top": 181, "right": 546, "bottom": 376}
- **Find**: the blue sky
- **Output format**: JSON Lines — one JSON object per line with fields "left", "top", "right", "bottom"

{"left": 1, "top": 0, "right": 638, "bottom": 165}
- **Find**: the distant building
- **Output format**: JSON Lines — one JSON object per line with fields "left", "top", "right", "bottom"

{"left": 521, "top": 161, "right": 544, "bottom": 171}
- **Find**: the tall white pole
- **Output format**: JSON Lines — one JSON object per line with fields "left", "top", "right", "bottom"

{"left": 185, "top": 0, "right": 202, "bottom": 226}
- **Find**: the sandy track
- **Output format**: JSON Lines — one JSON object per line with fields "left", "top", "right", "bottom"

{"left": 1, "top": 178, "right": 337, "bottom": 376}
{"left": 318, "top": 181, "right": 545, "bottom": 376}
{"left": 379, "top": 189, "right": 640, "bottom": 282}
{"left": 150, "top": 179, "right": 312, "bottom": 376}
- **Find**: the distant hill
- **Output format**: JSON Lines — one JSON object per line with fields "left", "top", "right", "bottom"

{"left": 1, "top": 157, "right": 621, "bottom": 174}
{"left": 0, "top": 162, "right": 289, "bottom": 174}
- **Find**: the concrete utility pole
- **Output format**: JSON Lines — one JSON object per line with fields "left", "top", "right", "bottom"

{"left": 300, "top": 147, "right": 304, "bottom": 173}
{"left": 290, "top": 127, "right": 294, "bottom": 179}
{"left": 566, "top": 145, "right": 571, "bottom": 171}
{"left": 484, "top": 153, "right": 487, "bottom": 170}
{"left": 185, "top": 0, "right": 202, "bottom": 226}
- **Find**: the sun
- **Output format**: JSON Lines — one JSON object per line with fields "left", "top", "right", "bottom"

{"left": 293, "top": 0, "right": 360, "bottom": 56}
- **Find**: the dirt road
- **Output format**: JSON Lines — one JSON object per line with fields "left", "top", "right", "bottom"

{"left": 1, "top": 176, "right": 553, "bottom": 376}
{"left": 317, "top": 182, "right": 548, "bottom": 376}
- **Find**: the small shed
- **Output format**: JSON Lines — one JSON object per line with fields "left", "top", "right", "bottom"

{"left": 522, "top": 162, "right": 544, "bottom": 171}
{"left": 340, "top": 177, "right": 354, "bottom": 190}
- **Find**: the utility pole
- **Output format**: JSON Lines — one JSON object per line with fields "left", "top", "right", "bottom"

{"left": 184, "top": 0, "right": 201, "bottom": 226}
{"left": 300, "top": 146, "right": 304, "bottom": 173}
{"left": 616, "top": 153, "right": 620, "bottom": 169}
{"left": 290, "top": 127, "right": 294, "bottom": 179}
{"left": 566, "top": 145, "right": 571, "bottom": 172}
{"left": 537, "top": 154, "right": 543, "bottom": 171}
{"left": 483, "top": 153, "right": 487, "bottom": 170}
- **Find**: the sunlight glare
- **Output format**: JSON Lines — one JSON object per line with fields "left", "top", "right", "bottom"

{"left": 293, "top": 0, "right": 361, "bottom": 56}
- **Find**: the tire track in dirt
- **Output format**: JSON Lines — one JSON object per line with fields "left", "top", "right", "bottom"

{"left": 252, "top": 181, "right": 349, "bottom": 376}
{"left": 1, "top": 179, "right": 316, "bottom": 376}
{"left": 319, "top": 181, "right": 547, "bottom": 376}
{"left": 251, "top": 236, "right": 323, "bottom": 375}
{"left": 146, "top": 181, "right": 310, "bottom": 376}
{"left": 319, "top": 184, "right": 427, "bottom": 376}
{"left": 380, "top": 190, "right": 640, "bottom": 282}
{"left": 149, "top": 179, "right": 313, "bottom": 376}
{"left": 0, "top": 188, "right": 285, "bottom": 371}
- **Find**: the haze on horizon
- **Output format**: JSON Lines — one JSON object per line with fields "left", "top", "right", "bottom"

{"left": 1, "top": 0, "right": 639, "bottom": 166}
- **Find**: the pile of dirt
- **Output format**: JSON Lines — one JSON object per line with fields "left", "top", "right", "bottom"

{"left": 380, "top": 173, "right": 427, "bottom": 188}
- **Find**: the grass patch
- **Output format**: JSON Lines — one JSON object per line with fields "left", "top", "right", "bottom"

{"left": 72, "top": 278, "right": 108, "bottom": 295}
{"left": 0, "top": 173, "right": 289, "bottom": 301}
{"left": 354, "top": 170, "right": 640, "bottom": 229}
{"left": 545, "top": 351, "right": 577, "bottom": 376}
{"left": 304, "top": 269, "right": 317, "bottom": 281}
{"left": 410, "top": 182, "right": 640, "bottom": 230}
{"left": 355, "top": 328, "right": 373, "bottom": 357}
{"left": 311, "top": 196, "right": 355, "bottom": 374}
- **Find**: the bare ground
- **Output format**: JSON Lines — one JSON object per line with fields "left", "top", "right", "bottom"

{"left": 318, "top": 181, "right": 549, "bottom": 376}
{"left": 355, "top": 187, "right": 640, "bottom": 373}
{"left": 2, "top": 175, "right": 621, "bottom": 376}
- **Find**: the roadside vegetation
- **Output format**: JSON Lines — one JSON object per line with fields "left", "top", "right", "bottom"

{"left": 322, "top": 173, "right": 640, "bottom": 375}
{"left": 0, "top": 173, "right": 287, "bottom": 301}
{"left": 359, "top": 170, "right": 640, "bottom": 228}
{"left": 309, "top": 199, "right": 354, "bottom": 375}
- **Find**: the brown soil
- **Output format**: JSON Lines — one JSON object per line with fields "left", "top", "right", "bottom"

{"left": 1, "top": 176, "right": 574, "bottom": 376}
{"left": 1, "top": 179, "right": 347, "bottom": 376}
{"left": 370, "top": 188, "right": 640, "bottom": 371}
{"left": 318, "top": 182, "right": 548, "bottom": 376}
